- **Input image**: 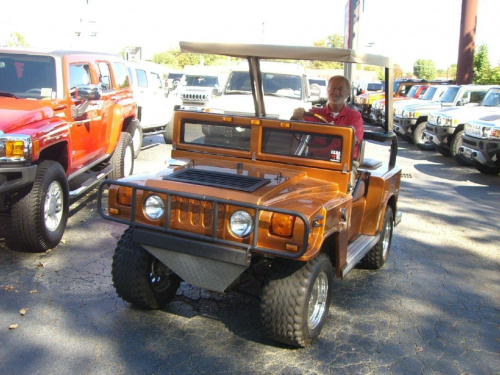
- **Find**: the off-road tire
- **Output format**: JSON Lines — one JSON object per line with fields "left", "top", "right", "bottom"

{"left": 163, "top": 119, "right": 173, "bottom": 144}
{"left": 6, "top": 160, "right": 69, "bottom": 252}
{"left": 414, "top": 122, "right": 435, "bottom": 151}
{"left": 452, "top": 130, "right": 473, "bottom": 166}
{"left": 359, "top": 206, "right": 393, "bottom": 269}
{"left": 473, "top": 160, "right": 500, "bottom": 175}
{"left": 260, "top": 253, "right": 333, "bottom": 347}
{"left": 109, "top": 132, "right": 134, "bottom": 180}
{"left": 111, "top": 228, "right": 181, "bottom": 309}
{"left": 436, "top": 145, "right": 451, "bottom": 157}
{"left": 402, "top": 133, "right": 414, "bottom": 144}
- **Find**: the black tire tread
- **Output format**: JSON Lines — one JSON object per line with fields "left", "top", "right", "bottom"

{"left": 359, "top": 206, "right": 393, "bottom": 269}
{"left": 6, "top": 160, "right": 68, "bottom": 252}
{"left": 109, "top": 132, "right": 134, "bottom": 180}
{"left": 111, "top": 228, "right": 180, "bottom": 309}
{"left": 260, "top": 254, "right": 332, "bottom": 347}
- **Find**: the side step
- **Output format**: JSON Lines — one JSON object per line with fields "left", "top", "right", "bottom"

{"left": 69, "top": 165, "right": 113, "bottom": 199}
{"left": 341, "top": 234, "right": 380, "bottom": 278}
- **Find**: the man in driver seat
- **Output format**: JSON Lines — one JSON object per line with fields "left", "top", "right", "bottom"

{"left": 292, "top": 75, "right": 363, "bottom": 158}
{"left": 292, "top": 75, "right": 364, "bottom": 186}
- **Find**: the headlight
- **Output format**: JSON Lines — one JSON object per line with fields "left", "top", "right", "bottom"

{"left": 229, "top": 210, "right": 253, "bottom": 237}
{"left": 0, "top": 134, "right": 33, "bottom": 162}
{"left": 143, "top": 195, "right": 165, "bottom": 220}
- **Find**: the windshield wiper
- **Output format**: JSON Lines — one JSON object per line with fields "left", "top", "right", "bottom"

{"left": 0, "top": 91, "right": 18, "bottom": 99}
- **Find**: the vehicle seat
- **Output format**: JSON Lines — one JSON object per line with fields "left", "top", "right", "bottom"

{"left": 357, "top": 139, "right": 382, "bottom": 169}
{"left": 352, "top": 170, "right": 368, "bottom": 201}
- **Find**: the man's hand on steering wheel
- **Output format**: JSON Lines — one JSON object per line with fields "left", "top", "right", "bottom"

{"left": 291, "top": 108, "right": 328, "bottom": 123}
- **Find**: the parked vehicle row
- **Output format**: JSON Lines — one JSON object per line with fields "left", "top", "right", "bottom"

{"left": 385, "top": 84, "right": 500, "bottom": 175}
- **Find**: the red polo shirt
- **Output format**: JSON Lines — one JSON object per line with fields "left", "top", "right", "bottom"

{"left": 305, "top": 105, "right": 364, "bottom": 159}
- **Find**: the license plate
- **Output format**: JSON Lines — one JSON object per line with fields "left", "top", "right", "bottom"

{"left": 461, "top": 147, "right": 473, "bottom": 159}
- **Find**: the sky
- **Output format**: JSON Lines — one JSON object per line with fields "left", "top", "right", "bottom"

{"left": 1, "top": 0, "right": 499, "bottom": 72}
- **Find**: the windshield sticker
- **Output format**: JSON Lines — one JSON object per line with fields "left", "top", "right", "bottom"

{"left": 330, "top": 150, "right": 341, "bottom": 163}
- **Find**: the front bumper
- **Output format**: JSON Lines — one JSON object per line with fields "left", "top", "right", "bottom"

{"left": 393, "top": 117, "right": 416, "bottom": 136}
{"left": 0, "top": 164, "right": 38, "bottom": 195}
{"left": 424, "top": 123, "right": 455, "bottom": 146}
{"left": 459, "top": 134, "right": 500, "bottom": 166}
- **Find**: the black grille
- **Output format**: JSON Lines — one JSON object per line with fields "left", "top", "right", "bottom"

{"left": 164, "top": 169, "right": 270, "bottom": 192}
{"left": 462, "top": 138, "right": 477, "bottom": 147}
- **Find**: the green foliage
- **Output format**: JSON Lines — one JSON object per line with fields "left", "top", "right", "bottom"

{"left": 473, "top": 44, "right": 492, "bottom": 84}
{"left": 393, "top": 64, "right": 403, "bottom": 79}
{"left": 7, "top": 32, "right": 29, "bottom": 47}
{"left": 413, "top": 59, "right": 436, "bottom": 80}
{"left": 490, "top": 66, "right": 500, "bottom": 84}
{"left": 309, "top": 35, "right": 344, "bottom": 69}
{"left": 152, "top": 48, "right": 231, "bottom": 69}
{"left": 447, "top": 64, "right": 457, "bottom": 81}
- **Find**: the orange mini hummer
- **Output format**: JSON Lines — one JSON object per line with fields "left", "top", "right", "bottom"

{"left": 98, "top": 42, "right": 402, "bottom": 347}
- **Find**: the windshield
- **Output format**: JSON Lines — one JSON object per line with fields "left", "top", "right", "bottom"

{"left": 440, "top": 86, "right": 460, "bottom": 103}
{"left": 226, "top": 71, "right": 303, "bottom": 99}
{"left": 0, "top": 53, "right": 56, "bottom": 99}
{"left": 367, "top": 82, "right": 383, "bottom": 91}
{"left": 406, "top": 86, "right": 419, "bottom": 98}
{"left": 421, "top": 86, "right": 437, "bottom": 100}
{"left": 181, "top": 122, "right": 343, "bottom": 162}
{"left": 309, "top": 78, "right": 326, "bottom": 87}
{"left": 480, "top": 88, "right": 500, "bottom": 107}
{"left": 184, "top": 75, "right": 219, "bottom": 87}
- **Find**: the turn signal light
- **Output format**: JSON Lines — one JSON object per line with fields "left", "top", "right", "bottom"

{"left": 270, "top": 213, "right": 296, "bottom": 237}
{"left": 117, "top": 186, "right": 133, "bottom": 206}
{"left": 6, "top": 141, "right": 25, "bottom": 158}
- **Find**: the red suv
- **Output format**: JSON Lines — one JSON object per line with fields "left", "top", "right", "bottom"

{"left": 0, "top": 49, "right": 140, "bottom": 252}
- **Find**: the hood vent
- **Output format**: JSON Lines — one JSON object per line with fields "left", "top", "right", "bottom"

{"left": 164, "top": 169, "right": 270, "bottom": 192}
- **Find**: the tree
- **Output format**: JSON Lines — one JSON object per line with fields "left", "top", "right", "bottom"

{"left": 7, "top": 32, "right": 29, "bottom": 47}
{"left": 490, "top": 66, "right": 500, "bottom": 84}
{"left": 152, "top": 48, "right": 230, "bottom": 69}
{"left": 447, "top": 64, "right": 457, "bottom": 81}
{"left": 413, "top": 59, "right": 436, "bottom": 80}
{"left": 310, "top": 34, "right": 344, "bottom": 69}
{"left": 393, "top": 64, "right": 403, "bottom": 79}
{"left": 473, "top": 44, "right": 491, "bottom": 84}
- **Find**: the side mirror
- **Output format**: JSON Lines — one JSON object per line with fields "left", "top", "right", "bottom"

{"left": 308, "top": 83, "right": 321, "bottom": 102}
{"left": 74, "top": 84, "right": 102, "bottom": 101}
{"left": 456, "top": 100, "right": 463, "bottom": 106}
{"left": 212, "top": 88, "right": 222, "bottom": 96}
{"left": 71, "top": 85, "right": 102, "bottom": 119}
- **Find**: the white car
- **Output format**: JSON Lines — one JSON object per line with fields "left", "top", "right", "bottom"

{"left": 308, "top": 76, "right": 328, "bottom": 101}
{"left": 127, "top": 61, "right": 174, "bottom": 154}
{"left": 204, "top": 61, "right": 320, "bottom": 119}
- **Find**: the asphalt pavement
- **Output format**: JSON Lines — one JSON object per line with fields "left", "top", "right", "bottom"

{"left": 1, "top": 128, "right": 499, "bottom": 375}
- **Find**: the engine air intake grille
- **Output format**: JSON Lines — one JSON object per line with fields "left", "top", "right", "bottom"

{"left": 164, "top": 169, "right": 269, "bottom": 192}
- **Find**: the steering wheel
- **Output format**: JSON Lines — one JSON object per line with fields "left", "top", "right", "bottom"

{"left": 293, "top": 111, "right": 330, "bottom": 155}
{"left": 303, "top": 111, "right": 328, "bottom": 123}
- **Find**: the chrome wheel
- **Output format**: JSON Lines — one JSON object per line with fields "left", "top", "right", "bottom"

{"left": 381, "top": 217, "right": 393, "bottom": 261}
{"left": 149, "top": 258, "right": 174, "bottom": 293}
{"left": 44, "top": 180, "right": 63, "bottom": 232}
{"left": 308, "top": 271, "right": 329, "bottom": 330}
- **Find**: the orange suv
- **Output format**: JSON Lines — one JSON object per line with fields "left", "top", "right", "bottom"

{"left": 0, "top": 49, "right": 140, "bottom": 252}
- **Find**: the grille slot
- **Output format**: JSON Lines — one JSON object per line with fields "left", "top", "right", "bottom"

{"left": 164, "top": 169, "right": 270, "bottom": 192}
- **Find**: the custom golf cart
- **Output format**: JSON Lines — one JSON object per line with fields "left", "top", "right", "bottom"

{"left": 98, "top": 42, "right": 402, "bottom": 347}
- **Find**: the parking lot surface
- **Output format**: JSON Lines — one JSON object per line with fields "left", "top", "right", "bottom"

{"left": 1, "top": 130, "right": 499, "bottom": 375}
